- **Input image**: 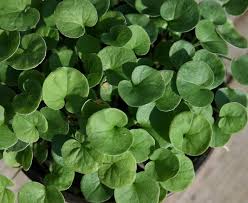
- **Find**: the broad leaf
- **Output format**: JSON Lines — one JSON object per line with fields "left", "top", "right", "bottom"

{"left": 210, "top": 124, "right": 232, "bottom": 147}
{"left": 0, "top": 125, "right": 17, "bottom": 150}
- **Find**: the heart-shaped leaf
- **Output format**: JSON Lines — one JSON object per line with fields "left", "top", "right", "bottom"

{"left": 118, "top": 65, "right": 165, "bottom": 107}
{"left": 18, "top": 182, "right": 64, "bottom": 203}
{"left": 169, "top": 112, "right": 212, "bottom": 156}
{"left": 80, "top": 172, "right": 113, "bottom": 203}
{"left": 86, "top": 108, "right": 133, "bottom": 155}
{"left": 114, "top": 172, "right": 160, "bottom": 203}
{"left": 55, "top": 0, "right": 98, "bottom": 38}
{"left": 160, "top": 0, "right": 200, "bottom": 32}
{"left": 218, "top": 102, "right": 247, "bottom": 134}
{"left": 42, "top": 67, "right": 89, "bottom": 111}
{"left": 7, "top": 33, "right": 47, "bottom": 70}
{"left": 12, "top": 111, "right": 48, "bottom": 143}
{"left": 195, "top": 20, "right": 228, "bottom": 54}
{"left": 176, "top": 61, "right": 214, "bottom": 107}
{"left": 231, "top": 55, "right": 248, "bottom": 85}
{"left": 0, "top": 125, "right": 17, "bottom": 150}
{"left": 98, "top": 152, "right": 137, "bottom": 189}
{"left": 145, "top": 148, "right": 180, "bottom": 181}
{"left": 161, "top": 154, "right": 195, "bottom": 192}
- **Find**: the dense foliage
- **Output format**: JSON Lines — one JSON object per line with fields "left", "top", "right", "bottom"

{"left": 0, "top": 0, "right": 248, "bottom": 202}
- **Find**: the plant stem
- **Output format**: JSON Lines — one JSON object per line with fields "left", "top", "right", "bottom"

{"left": 11, "top": 167, "right": 22, "bottom": 180}
{"left": 193, "top": 42, "right": 201, "bottom": 48}
{"left": 219, "top": 55, "right": 232, "bottom": 61}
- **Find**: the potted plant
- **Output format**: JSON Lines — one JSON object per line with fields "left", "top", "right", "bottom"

{"left": 0, "top": 0, "right": 248, "bottom": 202}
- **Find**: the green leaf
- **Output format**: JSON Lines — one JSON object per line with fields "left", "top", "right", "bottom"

{"left": 98, "top": 46, "right": 137, "bottom": 70}
{"left": 199, "top": 0, "right": 227, "bottom": 25}
{"left": 145, "top": 148, "right": 179, "bottom": 181}
{"left": 161, "top": 154, "right": 195, "bottom": 192}
{"left": 80, "top": 172, "right": 113, "bottom": 203}
{"left": 135, "top": 0, "right": 166, "bottom": 16}
{"left": 6, "top": 141, "right": 29, "bottom": 153}
{"left": 40, "top": 107, "right": 69, "bottom": 141}
{"left": 224, "top": 0, "right": 248, "bottom": 15}
{"left": 12, "top": 79, "right": 42, "bottom": 114}
{"left": 217, "top": 20, "right": 248, "bottom": 48}
{"left": 218, "top": 102, "right": 247, "bottom": 134}
{"left": 195, "top": 20, "right": 228, "bottom": 54}
{"left": 0, "top": 105, "right": 4, "bottom": 125}
{"left": 215, "top": 87, "right": 247, "bottom": 109}
{"left": 169, "top": 40, "right": 195, "bottom": 68}
{"left": 7, "top": 33, "right": 47, "bottom": 70}
{"left": 98, "top": 152, "right": 137, "bottom": 189}
{"left": 210, "top": 124, "right": 231, "bottom": 147}
{"left": 118, "top": 65, "right": 165, "bottom": 107}
{"left": 0, "top": 30, "right": 20, "bottom": 63}
{"left": 41, "top": 0, "right": 58, "bottom": 27}
{"left": 0, "top": 0, "right": 40, "bottom": 31}
{"left": 42, "top": 67, "right": 89, "bottom": 111}
{"left": 33, "top": 141, "right": 48, "bottom": 164}
{"left": 18, "top": 70, "right": 44, "bottom": 90}
{"left": 36, "top": 26, "right": 59, "bottom": 50}
{"left": 0, "top": 62, "right": 20, "bottom": 87}
{"left": 0, "top": 125, "right": 17, "bottom": 150}
{"left": 129, "top": 129, "right": 155, "bottom": 163}
{"left": 61, "top": 139, "right": 104, "bottom": 174}
{"left": 0, "top": 175, "right": 15, "bottom": 203}
{"left": 86, "top": 108, "right": 133, "bottom": 155}
{"left": 2, "top": 151, "right": 19, "bottom": 168}
{"left": 12, "top": 111, "right": 48, "bottom": 143}
{"left": 55, "top": 0, "right": 98, "bottom": 38}
{"left": 193, "top": 49, "right": 225, "bottom": 89}
{"left": 123, "top": 25, "right": 151, "bottom": 55}
{"left": 176, "top": 61, "right": 214, "bottom": 107}
{"left": 89, "top": 0, "right": 110, "bottom": 17}
{"left": 153, "top": 41, "right": 173, "bottom": 68}
{"left": 169, "top": 112, "right": 212, "bottom": 156}
{"left": 114, "top": 172, "right": 160, "bottom": 203}
{"left": 18, "top": 182, "right": 64, "bottom": 203}
{"left": 16, "top": 146, "right": 33, "bottom": 171}
{"left": 160, "top": 0, "right": 200, "bottom": 32}
{"left": 0, "top": 85, "right": 15, "bottom": 121}
{"left": 44, "top": 164, "right": 75, "bottom": 191}
{"left": 188, "top": 105, "right": 214, "bottom": 125}
{"left": 231, "top": 55, "right": 248, "bottom": 85}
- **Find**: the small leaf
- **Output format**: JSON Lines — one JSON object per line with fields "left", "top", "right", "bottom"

{"left": 210, "top": 124, "right": 231, "bottom": 147}
{"left": 89, "top": 0, "right": 110, "bottom": 17}
{"left": 33, "top": 142, "right": 48, "bottom": 164}
{"left": 161, "top": 154, "right": 195, "bottom": 192}
{"left": 114, "top": 172, "right": 160, "bottom": 203}
{"left": 18, "top": 70, "right": 44, "bottom": 90}
{"left": 231, "top": 55, "right": 248, "bottom": 85}
{"left": 86, "top": 108, "right": 133, "bottom": 155}
{"left": 118, "top": 65, "right": 165, "bottom": 107}
{"left": 18, "top": 182, "right": 64, "bottom": 203}
{"left": 218, "top": 102, "right": 247, "bottom": 134}
{"left": 55, "top": 0, "right": 98, "bottom": 38}
{"left": 0, "top": 125, "right": 17, "bottom": 150}
{"left": 135, "top": 0, "right": 165, "bottom": 16}
{"left": 145, "top": 148, "right": 180, "bottom": 181}
{"left": 98, "top": 152, "right": 137, "bottom": 189}
{"left": 36, "top": 26, "right": 59, "bottom": 50}
{"left": 16, "top": 146, "right": 33, "bottom": 171}
{"left": 80, "top": 172, "right": 113, "bottom": 203}
{"left": 169, "top": 112, "right": 212, "bottom": 156}
{"left": 224, "top": 0, "right": 248, "bottom": 15}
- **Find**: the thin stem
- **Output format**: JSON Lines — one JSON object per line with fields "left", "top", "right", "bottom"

{"left": 219, "top": 55, "right": 232, "bottom": 61}
{"left": 193, "top": 42, "right": 201, "bottom": 48}
{"left": 11, "top": 167, "right": 22, "bottom": 180}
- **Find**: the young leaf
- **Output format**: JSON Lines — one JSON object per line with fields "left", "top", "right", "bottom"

{"left": 86, "top": 108, "right": 133, "bottom": 155}
{"left": 118, "top": 65, "right": 165, "bottom": 107}
{"left": 218, "top": 102, "right": 248, "bottom": 134}
{"left": 114, "top": 172, "right": 160, "bottom": 203}
{"left": 12, "top": 111, "right": 48, "bottom": 143}
{"left": 0, "top": 175, "right": 15, "bottom": 203}
{"left": 80, "top": 172, "right": 113, "bottom": 203}
{"left": 42, "top": 67, "right": 89, "bottom": 111}
{"left": 231, "top": 55, "right": 248, "bottom": 85}
{"left": 161, "top": 154, "right": 195, "bottom": 192}
{"left": 55, "top": 0, "right": 98, "bottom": 38}
{"left": 98, "top": 152, "right": 137, "bottom": 189}
{"left": 145, "top": 148, "right": 180, "bottom": 181}
{"left": 18, "top": 182, "right": 64, "bottom": 203}
{"left": 169, "top": 112, "right": 212, "bottom": 156}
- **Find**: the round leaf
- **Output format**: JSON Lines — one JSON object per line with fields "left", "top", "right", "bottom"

{"left": 0, "top": 125, "right": 17, "bottom": 150}
{"left": 145, "top": 148, "right": 180, "bottom": 181}
{"left": 118, "top": 65, "right": 165, "bottom": 107}
{"left": 55, "top": 0, "right": 98, "bottom": 38}
{"left": 176, "top": 61, "right": 214, "bottom": 107}
{"left": 193, "top": 49, "right": 225, "bottom": 89}
{"left": 160, "top": 0, "right": 200, "bottom": 32}
{"left": 7, "top": 33, "right": 47, "bottom": 70}
{"left": 12, "top": 111, "right": 48, "bottom": 143}
{"left": 114, "top": 172, "right": 160, "bottom": 203}
{"left": 161, "top": 154, "right": 195, "bottom": 192}
{"left": 218, "top": 102, "right": 247, "bottom": 134}
{"left": 86, "top": 108, "right": 133, "bottom": 155}
{"left": 80, "top": 172, "right": 113, "bottom": 203}
{"left": 231, "top": 55, "right": 248, "bottom": 85}
{"left": 42, "top": 67, "right": 89, "bottom": 111}
{"left": 18, "top": 182, "right": 64, "bottom": 203}
{"left": 224, "top": 0, "right": 248, "bottom": 15}
{"left": 210, "top": 124, "right": 231, "bottom": 147}
{"left": 129, "top": 129, "right": 155, "bottom": 163}
{"left": 98, "top": 152, "right": 137, "bottom": 189}
{"left": 18, "top": 70, "right": 44, "bottom": 90}
{"left": 169, "top": 112, "right": 212, "bottom": 156}
{"left": 0, "top": 30, "right": 20, "bottom": 63}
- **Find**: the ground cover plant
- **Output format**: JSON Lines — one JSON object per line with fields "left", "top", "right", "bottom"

{"left": 0, "top": 0, "right": 248, "bottom": 202}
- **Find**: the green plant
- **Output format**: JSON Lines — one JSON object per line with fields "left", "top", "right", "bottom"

{"left": 0, "top": 0, "right": 248, "bottom": 202}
